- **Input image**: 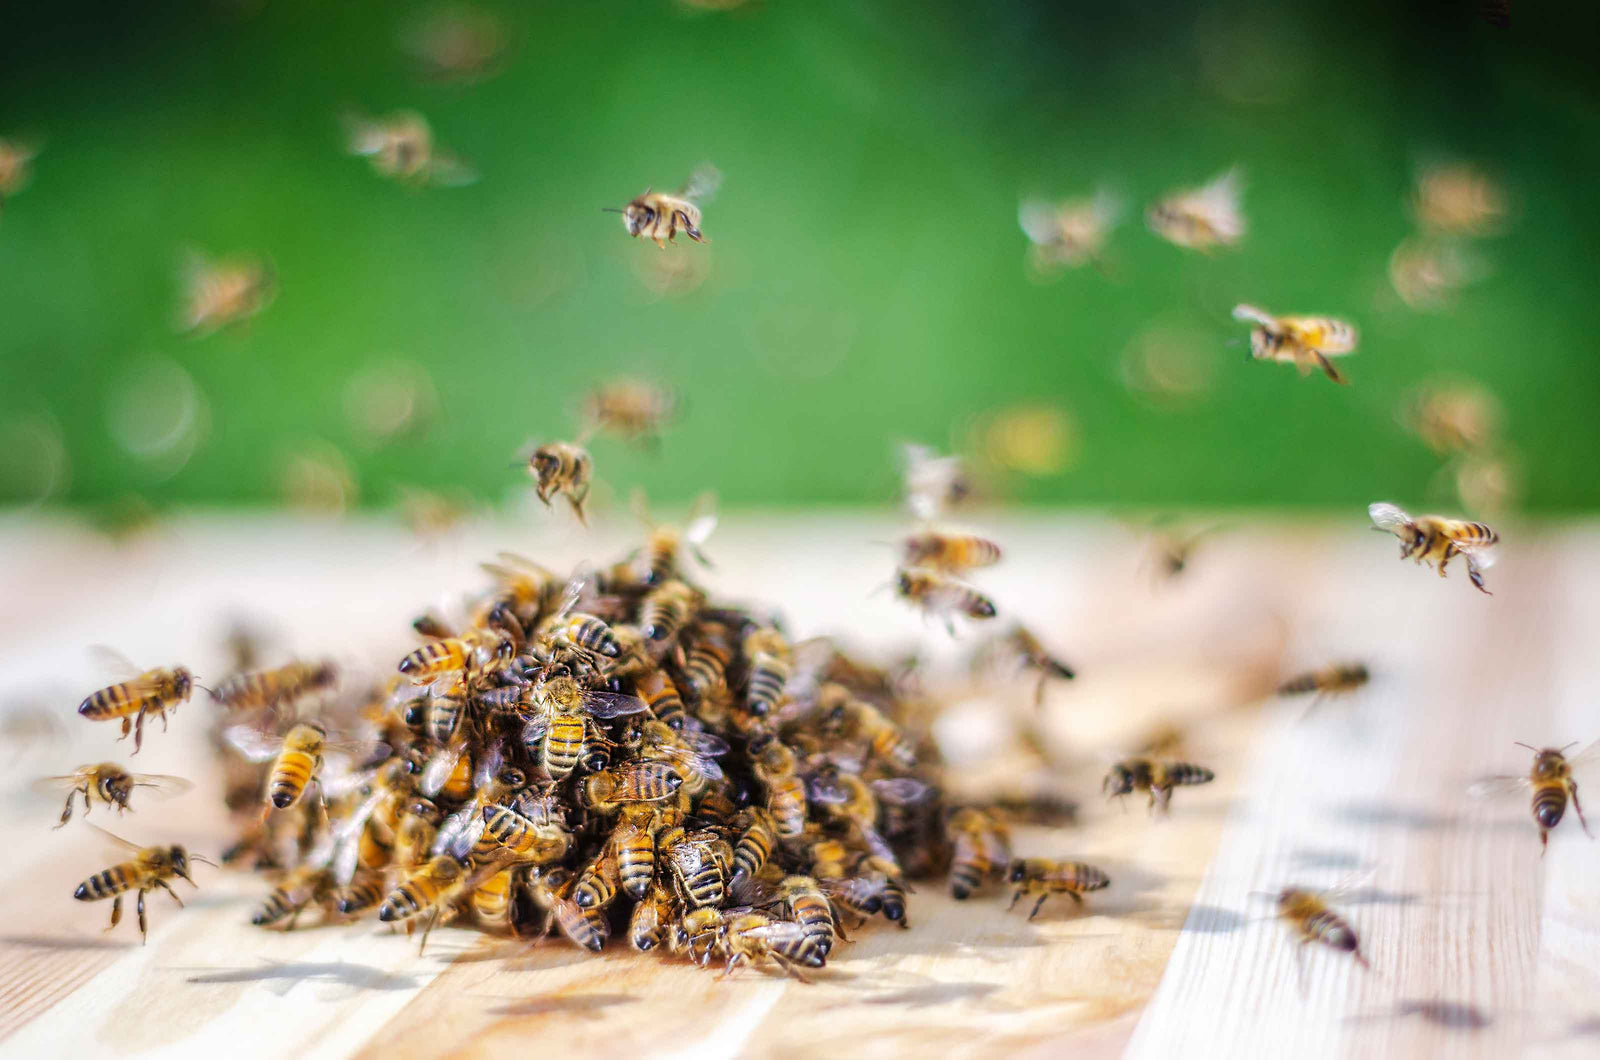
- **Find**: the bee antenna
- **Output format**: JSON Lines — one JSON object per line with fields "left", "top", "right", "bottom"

{"left": 189, "top": 854, "right": 217, "bottom": 867}
{"left": 1512, "top": 741, "right": 1539, "bottom": 752}
{"left": 600, "top": 208, "right": 626, "bottom": 214}
{"left": 1559, "top": 741, "right": 1580, "bottom": 752}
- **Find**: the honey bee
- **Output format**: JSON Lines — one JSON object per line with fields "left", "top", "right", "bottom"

{"left": 225, "top": 721, "right": 375, "bottom": 815}
{"left": 582, "top": 379, "right": 679, "bottom": 447}
{"left": 342, "top": 109, "right": 477, "bottom": 186}
{"left": 676, "top": 908, "right": 824, "bottom": 981}
{"left": 252, "top": 864, "right": 336, "bottom": 929}
{"left": 1471, "top": 740, "right": 1598, "bottom": 853}
{"left": 634, "top": 667, "right": 689, "bottom": 730}
{"left": 0, "top": 138, "right": 38, "bottom": 215}
{"left": 610, "top": 165, "right": 721, "bottom": 247}
{"left": 471, "top": 865, "right": 521, "bottom": 931}
{"left": 211, "top": 660, "right": 338, "bottom": 714}
{"left": 1232, "top": 304, "right": 1358, "bottom": 384}
{"left": 729, "top": 807, "right": 778, "bottom": 886}
{"left": 76, "top": 658, "right": 197, "bottom": 754}
{"left": 631, "top": 490, "right": 718, "bottom": 585}
{"left": 1273, "top": 886, "right": 1371, "bottom": 971}
{"left": 573, "top": 844, "right": 622, "bottom": 911}
{"left": 527, "top": 442, "right": 594, "bottom": 523}
{"left": 629, "top": 880, "right": 680, "bottom": 952}
{"left": 1399, "top": 381, "right": 1501, "bottom": 456}
{"left": 991, "top": 624, "right": 1075, "bottom": 708}
{"left": 179, "top": 251, "right": 275, "bottom": 335}
{"left": 397, "top": 625, "right": 516, "bottom": 681}
{"left": 1006, "top": 858, "right": 1110, "bottom": 919}
{"left": 434, "top": 763, "right": 530, "bottom": 858}
{"left": 628, "top": 718, "right": 729, "bottom": 795}
{"left": 769, "top": 875, "right": 843, "bottom": 955}
{"left": 36, "top": 763, "right": 192, "bottom": 827}
{"left": 1387, "top": 236, "right": 1487, "bottom": 311}
{"left": 893, "top": 567, "right": 997, "bottom": 633}
{"left": 901, "top": 443, "right": 973, "bottom": 522}
{"left": 376, "top": 853, "right": 485, "bottom": 952}
{"left": 73, "top": 826, "right": 214, "bottom": 943}
{"left": 1276, "top": 663, "right": 1369, "bottom": 700}
{"left": 583, "top": 760, "right": 685, "bottom": 813}
{"left": 639, "top": 579, "right": 704, "bottom": 646}
{"left": 1412, "top": 162, "right": 1507, "bottom": 237}
{"left": 549, "top": 886, "right": 610, "bottom": 952}
{"left": 1368, "top": 502, "right": 1499, "bottom": 594}
{"left": 1146, "top": 168, "right": 1245, "bottom": 251}
{"left": 946, "top": 807, "right": 1012, "bottom": 900}
{"left": 1102, "top": 757, "right": 1215, "bottom": 813}
{"left": 818, "top": 687, "right": 916, "bottom": 770}
{"left": 1017, "top": 189, "right": 1122, "bottom": 271}
{"left": 749, "top": 734, "right": 808, "bottom": 838}
{"left": 679, "top": 632, "right": 734, "bottom": 709}
{"left": 479, "top": 800, "right": 572, "bottom": 864}
{"left": 899, "top": 530, "right": 1002, "bottom": 575}
{"left": 659, "top": 825, "right": 733, "bottom": 908}
{"left": 521, "top": 676, "right": 648, "bottom": 779}
{"left": 737, "top": 627, "right": 790, "bottom": 717}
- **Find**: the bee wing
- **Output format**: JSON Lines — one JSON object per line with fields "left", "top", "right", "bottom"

{"left": 223, "top": 724, "right": 286, "bottom": 763}
{"left": 330, "top": 786, "right": 386, "bottom": 883}
{"left": 740, "top": 920, "right": 811, "bottom": 944}
{"left": 1318, "top": 865, "right": 1379, "bottom": 903}
{"left": 87, "top": 645, "right": 143, "bottom": 682}
{"left": 806, "top": 774, "right": 850, "bottom": 805}
{"left": 84, "top": 821, "right": 146, "bottom": 856}
{"left": 1017, "top": 199, "right": 1062, "bottom": 247}
{"left": 1467, "top": 773, "right": 1531, "bottom": 800}
{"left": 420, "top": 742, "right": 467, "bottom": 797}
{"left": 521, "top": 715, "right": 550, "bottom": 745}
{"left": 666, "top": 841, "right": 706, "bottom": 875}
{"left": 435, "top": 804, "right": 482, "bottom": 859}
{"left": 496, "top": 551, "right": 557, "bottom": 581}
{"left": 1088, "top": 186, "right": 1124, "bottom": 228}
{"left": 1196, "top": 167, "right": 1245, "bottom": 220}
{"left": 579, "top": 691, "right": 649, "bottom": 719}
{"left": 338, "top": 108, "right": 384, "bottom": 156}
{"left": 1566, "top": 739, "right": 1600, "bottom": 772}
{"left": 871, "top": 777, "right": 932, "bottom": 806}
{"left": 679, "top": 163, "right": 722, "bottom": 204}
{"left": 678, "top": 730, "right": 731, "bottom": 757}
{"left": 427, "top": 152, "right": 479, "bottom": 188}
{"left": 684, "top": 492, "right": 719, "bottom": 553}
{"left": 30, "top": 773, "right": 88, "bottom": 794}
{"left": 653, "top": 743, "right": 724, "bottom": 782}
{"left": 130, "top": 774, "right": 196, "bottom": 799}
{"left": 552, "top": 566, "right": 596, "bottom": 622}
{"left": 1231, "top": 304, "right": 1276, "bottom": 328}
{"left": 1368, "top": 502, "right": 1413, "bottom": 534}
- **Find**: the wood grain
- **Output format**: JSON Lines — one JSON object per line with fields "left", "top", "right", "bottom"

{"left": 0, "top": 514, "right": 1594, "bottom": 1058}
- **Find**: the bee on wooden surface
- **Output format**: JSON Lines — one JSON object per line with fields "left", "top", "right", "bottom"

{"left": 527, "top": 441, "right": 594, "bottom": 524}
{"left": 0, "top": 138, "right": 39, "bottom": 216}
{"left": 1368, "top": 502, "right": 1499, "bottom": 594}
{"left": 1471, "top": 740, "right": 1598, "bottom": 853}
{"left": 479, "top": 801, "right": 571, "bottom": 865}
{"left": 901, "top": 443, "right": 973, "bottom": 522}
{"left": 675, "top": 908, "right": 825, "bottom": 981}
{"left": 179, "top": 250, "right": 275, "bottom": 335}
{"left": 899, "top": 530, "right": 1002, "bottom": 575}
{"left": 549, "top": 886, "right": 611, "bottom": 951}
{"left": 1412, "top": 162, "right": 1507, "bottom": 237}
{"left": 1398, "top": 381, "right": 1501, "bottom": 457}
{"left": 1232, "top": 304, "right": 1358, "bottom": 384}
{"left": 252, "top": 864, "right": 336, "bottom": 929}
{"left": 893, "top": 567, "right": 997, "bottom": 633}
{"left": 376, "top": 853, "right": 481, "bottom": 952}
{"left": 1276, "top": 663, "right": 1369, "bottom": 700}
{"left": 1006, "top": 858, "right": 1110, "bottom": 919}
{"left": 342, "top": 109, "right": 477, "bottom": 186}
{"left": 1146, "top": 168, "right": 1245, "bottom": 251}
{"left": 1273, "top": 886, "right": 1371, "bottom": 972}
{"left": 76, "top": 654, "right": 198, "bottom": 754}
{"left": 946, "top": 807, "right": 1012, "bottom": 900}
{"left": 582, "top": 378, "right": 679, "bottom": 447}
{"left": 1102, "top": 757, "right": 1215, "bottom": 813}
{"left": 73, "top": 826, "right": 214, "bottom": 943}
{"left": 36, "top": 763, "right": 192, "bottom": 827}
{"left": 211, "top": 660, "right": 338, "bottom": 715}
{"left": 610, "top": 164, "right": 720, "bottom": 247}
{"left": 1017, "top": 188, "right": 1122, "bottom": 272}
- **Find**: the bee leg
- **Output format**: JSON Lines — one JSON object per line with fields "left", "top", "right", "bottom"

{"left": 158, "top": 879, "right": 184, "bottom": 907}
{"left": 715, "top": 953, "right": 744, "bottom": 981}
{"left": 1312, "top": 351, "right": 1346, "bottom": 384}
{"left": 1028, "top": 893, "right": 1049, "bottom": 921}
{"left": 771, "top": 953, "right": 812, "bottom": 984}
{"left": 418, "top": 909, "right": 440, "bottom": 955}
{"left": 1540, "top": 828, "right": 1549, "bottom": 856}
{"left": 1572, "top": 783, "right": 1591, "bottom": 838}
{"left": 56, "top": 789, "right": 78, "bottom": 828}
{"left": 1466, "top": 556, "right": 1491, "bottom": 595}
{"left": 119, "top": 716, "right": 132, "bottom": 740}
{"left": 137, "top": 888, "right": 148, "bottom": 943}
{"left": 1008, "top": 889, "right": 1024, "bottom": 912}
{"left": 106, "top": 895, "right": 123, "bottom": 931}
{"left": 132, "top": 706, "right": 147, "bottom": 754}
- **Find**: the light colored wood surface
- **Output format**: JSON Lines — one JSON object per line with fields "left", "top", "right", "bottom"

{"left": 0, "top": 512, "right": 1595, "bottom": 1059}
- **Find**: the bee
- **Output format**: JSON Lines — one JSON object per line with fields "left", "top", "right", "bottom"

{"left": 376, "top": 853, "right": 479, "bottom": 951}
{"left": 395, "top": 797, "right": 444, "bottom": 868}
{"left": 398, "top": 5, "right": 508, "bottom": 83}
{"left": 527, "top": 442, "right": 594, "bottom": 523}
{"left": 659, "top": 825, "right": 733, "bottom": 908}
{"left": 1232, "top": 304, "right": 1358, "bottom": 384}
{"left": 397, "top": 626, "right": 514, "bottom": 681}
{"left": 471, "top": 865, "right": 521, "bottom": 930}
{"left": 582, "top": 378, "right": 678, "bottom": 447}
{"left": 573, "top": 844, "right": 622, "bottom": 911}
{"left": 1471, "top": 740, "right": 1598, "bottom": 853}
{"left": 583, "top": 760, "right": 685, "bottom": 813}
{"left": 1006, "top": 858, "right": 1110, "bottom": 919}
{"left": 629, "top": 880, "right": 680, "bottom": 952}
{"left": 946, "top": 807, "right": 1012, "bottom": 900}
{"left": 609, "top": 804, "right": 662, "bottom": 899}
{"left": 1102, "top": 758, "right": 1216, "bottom": 813}
{"left": 479, "top": 802, "right": 572, "bottom": 864}
{"left": 893, "top": 567, "right": 997, "bottom": 633}
{"left": 991, "top": 624, "right": 1075, "bottom": 708}
{"left": 679, "top": 635, "right": 734, "bottom": 707}
{"left": 741, "top": 627, "right": 791, "bottom": 717}
{"left": 225, "top": 721, "right": 375, "bottom": 815}
{"left": 210, "top": 660, "right": 338, "bottom": 714}
{"left": 676, "top": 909, "right": 825, "bottom": 981}
{"left": 818, "top": 687, "right": 916, "bottom": 769}
{"left": 76, "top": 659, "right": 197, "bottom": 754}
{"left": 1387, "top": 236, "right": 1487, "bottom": 311}
{"left": 1368, "top": 502, "right": 1499, "bottom": 594}
{"left": 1412, "top": 162, "right": 1507, "bottom": 237}
{"left": 252, "top": 864, "right": 336, "bottom": 929}
{"left": 179, "top": 251, "right": 275, "bottom": 335}
{"left": 611, "top": 165, "right": 721, "bottom": 247}
{"left": 0, "top": 138, "right": 38, "bottom": 214}
{"left": 1146, "top": 167, "right": 1245, "bottom": 251}
{"left": 522, "top": 676, "right": 648, "bottom": 779}
{"left": 629, "top": 718, "right": 729, "bottom": 795}
{"left": 635, "top": 668, "right": 689, "bottom": 730}
{"left": 342, "top": 109, "right": 476, "bottom": 186}
{"left": 1277, "top": 663, "right": 1370, "bottom": 700}
{"left": 1017, "top": 189, "right": 1122, "bottom": 271}
{"left": 36, "top": 763, "right": 192, "bottom": 827}
{"left": 749, "top": 734, "right": 808, "bottom": 838}
{"left": 73, "top": 827, "right": 213, "bottom": 943}
{"left": 899, "top": 530, "right": 1002, "bottom": 575}
{"left": 1273, "top": 886, "right": 1371, "bottom": 971}
{"left": 334, "top": 868, "right": 391, "bottom": 917}
{"left": 632, "top": 491, "right": 718, "bottom": 585}
{"left": 639, "top": 579, "right": 704, "bottom": 645}
{"left": 551, "top": 888, "right": 611, "bottom": 952}
{"left": 1399, "top": 381, "right": 1501, "bottom": 457}
{"left": 901, "top": 443, "right": 973, "bottom": 522}
{"left": 729, "top": 807, "right": 778, "bottom": 886}
{"left": 1140, "top": 521, "right": 1226, "bottom": 582}
{"left": 771, "top": 875, "right": 843, "bottom": 955}
{"left": 434, "top": 763, "right": 530, "bottom": 858}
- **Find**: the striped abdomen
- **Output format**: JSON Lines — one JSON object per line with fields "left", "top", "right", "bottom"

{"left": 786, "top": 889, "right": 837, "bottom": 953}
{"left": 745, "top": 654, "right": 790, "bottom": 717}
{"left": 425, "top": 695, "right": 465, "bottom": 744}
{"left": 878, "top": 877, "right": 909, "bottom": 925}
{"left": 1303, "top": 907, "right": 1362, "bottom": 956}
{"left": 553, "top": 899, "right": 608, "bottom": 952}
{"left": 472, "top": 867, "right": 515, "bottom": 923}
{"left": 949, "top": 834, "right": 992, "bottom": 900}
{"left": 681, "top": 644, "right": 730, "bottom": 700}
{"left": 267, "top": 750, "right": 317, "bottom": 809}
{"left": 1159, "top": 762, "right": 1216, "bottom": 788}
{"left": 573, "top": 856, "right": 619, "bottom": 910}
{"left": 671, "top": 849, "right": 728, "bottom": 909}
{"left": 562, "top": 615, "right": 620, "bottom": 657}
{"left": 614, "top": 823, "right": 657, "bottom": 900}
{"left": 732, "top": 812, "right": 775, "bottom": 882}
{"left": 767, "top": 775, "right": 807, "bottom": 838}
{"left": 638, "top": 670, "right": 687, "bottom": 728}
{"left": 377, "top": 876, "right": 445, "bottom": 923}
{"left": 397, "top": 639, "right": 470, "bottom": 678}
{"left": 335, "top": 872, "right": 387, "bottom": 915}
{"left": 639, "top": 585, "right": 694, "bottom": 643}
{"left": 543, "top": 713, "right": 585, "bottom": 778}
{"left": 78, "top": 684, "right": 151, "bottom": 720}
{"left": 252, "top": 867, "right": 331, "bottom": 926}
{"left": 1533, "top": 782, "right": 1567, "bottom": 831}
{"left": 1050, "top": 862, "right": 1111, "bottom": 894}
{"left": 74, "top": 863, "right": 134, "bottom": 901}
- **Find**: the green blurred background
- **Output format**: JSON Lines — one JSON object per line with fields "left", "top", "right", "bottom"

{"left": 2, "top": 0, "right": 1597, "bottom": 513}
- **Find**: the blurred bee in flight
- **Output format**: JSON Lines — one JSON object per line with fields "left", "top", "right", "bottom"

{"left": 73, "top": 826, "right": 214, "bottom": 943}
{"left": 179, "top": 250, "right": 275, "bottom": 336}
{"left": 342, "top": 109, "right": 477, "bottom": 187}
{"left": 1146, "top": 168, "right": 1245, "bottom": 251}
{"left": 1368, "top": 502, "right": 1498, "bottom": 594}
{"left": 35, "top": 763, "right": 193, "bottom": 827}
{"left": 76, "top": 650, "right": 199, "bottom": 754}
{"left": 1471, "top": 740, "right": 1597, "bottom": 853}
{"left": 1271, "top": 883, "right": 1371, "bottom": 980}
{"left": 1232, "top": 304, "right": 1358, "bottom": 384}
{"left": 1412, "top": 162, "right": 1508, "bottom": 238}
{"left": 1398, "top": 380, "right": 1501, "bottom": 458}
{"left": 582, "top": 378, "right": 679, "bottom": 448}
{"left": 398, "top": 5, "right": 509, "bottom": 83}
{"left": 1102, "top": 757, "right": 1215, "bottom": 813}
{"left": 211, "top": 660, "right": 339, "bottom": 716}
{"left": 893, "top": 567, "right": 997, "bottom": 634}
{"left": 610, "top": 164, "right": 721, "bottom": 248}
{"left": 224, "top": 720, "right": 381, "bottom": 818}
{"left": 900, "top": 443, "right": 974, "bottom": 522}
{"left": 526, "top": 441, "right": 594, "bottom": 523}
{"left": 1017, "top": 188, "right": 1122, "bottom": 273}
{"left": 966, "top": 403, "right": 1076, "bottom": 478}
{"left": 0, "top": 137, "right": 39, "bottom": 219}
{"left": 899, "top": 529, "right": 1002, "bottom": 576}
{"left": 1276, "top": 664, "right": 1369, "bottom": 710}
{"left": 1388, "top": 236, "right": 1488, "bottom": 311}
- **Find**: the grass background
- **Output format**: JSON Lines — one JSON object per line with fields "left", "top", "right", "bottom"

{"left": 2, "top": 0, "right": 1597, "bottom": 512}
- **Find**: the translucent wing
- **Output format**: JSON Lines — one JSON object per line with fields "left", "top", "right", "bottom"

{"left": 427, "top": 153, "right": 479, "bottom": 188}
{"left": 1567, "top": 739, "right": 1600, "bottom": 771}
{"left": 339, "top": 110, "right": 383, "bottom": 156}
{"left": 521, "top": 716, "right": 550, "bottom": 745}
{"left": 806, "top": 773, "right": 849, "bottom": 805}
{"left": 1018, "top": 200, "right": 1061, "bottom": 247}
{"left": 1196, "top": 167, "right": 1245, "bottom": 219}
{"left": 1368, "top": 503, "right": 1412, "bottom": 533}
{"left": 1318, "top": 865, "right": 1379, "bottom": 903}
{"left": 1231, "top": 304, "right": 1276, "bottom": 328}
{"left": 741, "top": 920, "right": 811, "bottom": 944}
{"left": 31, "top": 773, "right": 87, "bottom": 794}
{"left": 680, "top": 163, "right": 722, "bottom": 204}
{"left": 1467, "top": 773, "right": 1531, "bottom": 800}
{"left": 224, "top": 724, "right": 286, "bottom": 764}
{"left": 85, "top": 821, "right": 145, "bottom": 855}
{"left": 495, "top": 552, "right": 556, "bottom": 581}
{"left": 580, "top": 691, "right": 649, "bottom": 719}
{"left": 420, "top": 741, "right": 467, "bottom": 797}
{"left": 678, "top": 730, "right": 730, "bottom": 757}
{"left": 331, "top": 786, "right": 386, "bottom": 883}
{"left": 131, "top": 774, "right": 195, "bottom": 799}
{"left": 684, "top": 492, "right": 719, "bottom": 555}
{"left": 872, "top": 777, "right": 932, "bottom": 806}
{"left": 88, "top": 645, "right": 143, "bottom": 681}
{"left": 552, "top": 566, "right": 595, "bottom": 622}
{"left": 650, "top": 743, "right": 723, "bottom": 782}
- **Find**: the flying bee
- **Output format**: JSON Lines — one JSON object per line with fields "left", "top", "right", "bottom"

{"left": 582, "top": 760, "right": 685, "bottom": 813}
{"left": 1006, "top": 858, "right": 1110, "bottom": 919}
{"left": 749, "top": 734, "right": 808, "bottom": 838}
{"left": 76, "top": 655, "right": 198, "bottom": 754}
{"left": 1146, "top": 168, "right": 1245, "bottom": 251}
{"left": 582, "top": 378, "right": 679, "bottom": 447}
{"left": 341, "top": 108, "right": 477, "bottom": 186}
{"left": 210, "top": 660, "right": 338, "bottom": 715}
{"left": 982, "top": 624, "right": 1075, "bottom": 708}
{"left": 1387, "top": 236, "right": 1488, "bottom": 311}
{"left": 0, "top": 138, "right": 38, "bottom": 214}
{"left": 1271, "top": 885, "right": 1371, "bottom": 974}
{"left": 1277, "top": 663, "right": 1370, "bottom": 703}
{"left": 639, "top": 579, "right": 704, "bottom": 646}
{"left": 1102, "top": 757, "right": 1215, "bottom": 813}
{"left": 946, "top": 807, "right": 1012, "bottom": 900}
{"left": 899, "top": 530, "right": 1002, "bottom": 575}
{"left": 1368, "top": 502, "right": 1499, "bottom": 594}
{"left": 610, "top": 164, "right": 720, "bottom": 247}
{"left": 1017, "top": 188, "right": 1122, "bottom": 271}
{"left": 224, "top": 721, "right": 379, "bottom": 816}
{"left": 36, "top": 763, "right": 193, "bottom": 827}
{"left": 893, "top": 567, "right": 997, "bottom": 633}
{"left": 73, "top": 826, "right": 214, "bottom": 943}
{"left": 527, "top": 442, "right": 593, "bottom": 523}
{"left": 521, "top": 676, "right": 648, "bottom": 779}
{"left": 1412, "top": 162, "right": 1507, "bottom": 237}
{"left": 179, "top": 250, "right": 275, "bottom": 335}
{"left": 741, "top": 627, "right": 791, "bottom": 717}
{"left": 1470, "top": 740, "right": 1598, "bottom": 853}
{"left": 901, "top": 443, "right": 974, "bottom": 522}
{"left": 1398, "top": 381, "right": 1501, "bottom": 456}
{"left": 631, "top": 490, "right": 718, "bottom": 584}
{"left": 1232, "top": 304, "right": 1358, "bottom": 384}
{"left": 252, "top": 864, "right": 336, "bottom": 929}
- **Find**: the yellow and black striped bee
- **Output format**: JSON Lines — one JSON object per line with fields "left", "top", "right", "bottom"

{"left": 1472, "top": 740, "right": 1598, "bottom": 853}
{"left": 527, "top": 441, "right": 594, "bottom": 523}
{"left": 627, "top": 718, "right": 728, "bottom": 796}
{"left": 1147, "top": 168, "right": 1245, "bottom": 251}
{"left": 1277, "top": 663, "right": 1370, "bottom": 699}
{"left": 582, "top": 760, "right": 685, "bottom": 813}
{"left": 894, "top": 567, "right": 997, "bottom": 633}
{"left": 1369, "top": 502, "right": 1499, "bottom": 594}
{"left": 211, "top": 660, "right": 338, "bottom": 714}
{"left": 582, "top": 378, "right": 679, "bottom": 447}
{"left": 899, "top": 529, "right": 1002, "bottom": 576}
{"left": 573, "top": 843, "right": 622, "bottom": 912}
{"left": 73, "top": 827, "right": 213, "bottom": 943}
{"left": 945, "top": 807, "right": 1011, "bottom": 900}
{"left": 659, "top": 825, "right": 733, "bottom": 909}
{"left": 770, "top": 874, "right": 843, "bottom": 956}
{"left": 639, "top": 579, "right": 704, "bottom": 646}
{"left": 748, "top": 734, "right": 808, "bottom": 838}
{"left": 1006, "top": 858, "right": 1110, "bottom": 919}
{"left": 471, "top": 864, "right": 521, "bottom": 931}
{"left": 997, "top": 624, "right": 1075, "bottom": 708}
{"left": 610, "top": 804, "right": 663, "bottom": 900}
{"left": 628, "top": 880, "right": 680, "bottom": 952}
{"left": 376, "top": 853, "right": 470, "bottom": 951}
{"left": 252, "top": 864, "right": 336, "bottom": 929}
{"left": 225, "top": 721, "right": 377, "bottom": 816}
{"left": 76, "top": 659, "right": 197, "bottom": 754}
{"left": 179, "top": 250, "right": 275, "bottom": 336}
{"left": 1273, "top": 885, "right": 1371, "bottom": 971}
{"left": 729, "top": 806, "right": 778, "bottom": 886}
{"left": 631, "top": 491, "right": 718, "bottom": 585}
{"left": 610, "top": 165, "right": 720, "bottom": 247}
{"left": 1232, "top": 304, "right": 1358, "bottom": 384}
{"left": 521, "top": 676, "right": 648, "bottom": 779}
{"left": 817, "top": 686, "right": 916, "bottom": 770}
{"left": 479, "top": 801, "right": 572, "bottom": 865}
{"left": 740, "top": 627, "right": 792, "bottom": 718}
{"left": 36, "top": 763, "right": 192, "bottom": 828}
{"left": 635, "top": 668, "right": 689, "bottom": 730}
{"left": 1102, "top": 757, "right": 1215, "bottom": 813}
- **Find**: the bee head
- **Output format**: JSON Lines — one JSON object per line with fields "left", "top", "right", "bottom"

{"left": 498, "top": 767, "right": 528, "bottom": 790}
{"left": 895, "top": 570, "right": 915, "bottom": 597}
{"left": 623, "top": 200, "right": 655, "bottom": 237}
{"left": 1007, "top": 860, "right": 1029, "bottom": 883}
{"left": 1102, "top": 766, "right": 1135, "bottom": 798}
{"left": 971, "top": 597, "right": 997, "bottom": 619}
{"left": 169, "top": 846, "right": 193, "bottom": 882}
{"left": 531, "top": 449, "right": 560, "bottom": 479}
{"left": 173, "top": 669, "right": 194, "bottom": 699}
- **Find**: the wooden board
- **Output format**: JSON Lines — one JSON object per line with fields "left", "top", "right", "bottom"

{"left": 0, "top": 513, "right": 1595, "bottom": 1059}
